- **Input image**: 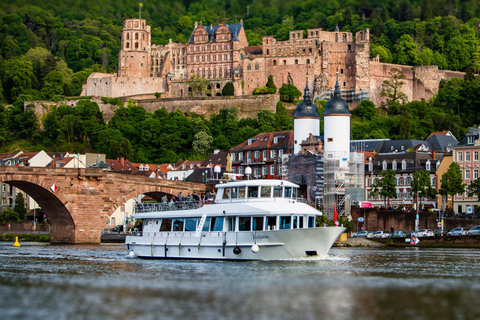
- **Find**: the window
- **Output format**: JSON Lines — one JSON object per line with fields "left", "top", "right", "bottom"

{"left": 295, "top": 59, "right": 298, "bottom": 65}
{"left": 262, "top": 150, "right": 267, "bottom": 160}
{"left": 466, "top": 170, "right": 471, "bottom": 180}
{"left": 239, "top": 217, "right": 251, "bottom": 231}
{"left": 279, "top": 216, "right": 291, "bottom": 229}
{"left": 392, "top": 161, "right": 397, "bottom": 171}
{"left": 382, "top": 161, "right": 387, "bottom": 171}
{"left": 400, "top": 177, "right": 404, "bottom": 185}
{"left": 273, "top": 186, "right": 282, "bottom": 197}
{"left": 467, "top": 135, "right": 475, "bottom": 145}
{"left": 238, "top": 152, "right": 244, "bottom": 161}
{"left": 270, "top": 150, "right": 277, "bottom": 159}
{"left": 252, "top": 217, "right": 263, "bottom": 231}
{"left": 185, "top": 218, "right": 198, "bottom": 232}
{"left": 261, "top": 186, "right": 271, "bottom": 198}
{"left": 425, "top": 160, "right": 431, "bottom": 171}
{"left": 262, "top": 165, "right": 267, "bottom": 176}
{"left": 255, "top": 64, "right": 259, "bottom": 70}
{"left": 246, "top": 151, "right": 251, "bottom": 163}
{"left": 458, "top": 152, "right": 463, "bottom": 161}
{"left": 266, "top": 216, "right": 277, "bottom": 230}
{"left": 172, "top": 219, "right": 184, "bottom": 231}
{"left": 211, "top": 217, "right": 224, "bottom": 231}
{"left": 475, "top": 169, "right": 479, "bottom": 180}
{"left": 269, "top": 165, "right": 275, "bottom": 175}
{"left": 284, "top": 187, "right": 292, "bottom": 198}
{"left": 248, "top": 186, "right": 258, "bottom": 198}
{"left": 254, "top": 151, "right": 260, "bottom": 159}
{"left": 222, "top": 188, "right": 231, "bottom": 199}
{"left": 402, "top": 160, "right": 406, "bottom": 170}
{"left": 475, "top": 151, "right": 479, "bottom": 161}
{"left": 238, "top": 167, "right": 244, "bottom": 175}
{"left": 160, "top": 219, "right": 172, "bottom": 231}
{"left": 231, "top": 153, "right": 236, "bottom": 161}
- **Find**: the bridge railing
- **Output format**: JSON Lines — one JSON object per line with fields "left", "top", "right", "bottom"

{"left": 135, "top": 201, "right": 206, "bottom": 213}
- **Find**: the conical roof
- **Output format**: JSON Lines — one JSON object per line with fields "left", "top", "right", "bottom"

{"left": 293, "top": 78, "right": 320, "bottom": 119}
{"left": 324, "top": 76, "right": 350, "bottom": 115}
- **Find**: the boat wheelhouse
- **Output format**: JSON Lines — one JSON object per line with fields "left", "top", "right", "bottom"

{"left": 126, "top": 179, "right": 345, "bottom": 260}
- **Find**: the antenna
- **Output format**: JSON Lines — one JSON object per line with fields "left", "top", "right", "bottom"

{"left": 139, "top": 1, "right": 143, "bottom": 19}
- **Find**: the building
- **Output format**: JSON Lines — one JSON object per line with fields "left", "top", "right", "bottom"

{"left": 230, "top": 131, "right": 294, "bottom": 179}
{"left": 84, "top": 19, "right": 464, "bottom": 106}
{"left": 451, "top": 126, "right": 480, "bottom": 214}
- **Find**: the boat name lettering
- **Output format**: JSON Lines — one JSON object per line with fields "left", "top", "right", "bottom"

{"left": 253, "top": 234, "right": 269, "bottom": 240}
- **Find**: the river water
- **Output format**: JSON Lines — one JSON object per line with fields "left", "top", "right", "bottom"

{"left": 0, "top": 244, "right": 479, "bottom": 320}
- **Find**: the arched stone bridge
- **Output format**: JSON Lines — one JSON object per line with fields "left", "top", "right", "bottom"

{"left": 0, "top": 166, "right": 207, "bottom": 243}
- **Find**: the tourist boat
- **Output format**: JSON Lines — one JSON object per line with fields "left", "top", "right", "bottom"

{"left": 126, "top": 179, "right": 345, "bottom": 260}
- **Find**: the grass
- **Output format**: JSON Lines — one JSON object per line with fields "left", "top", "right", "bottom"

{"left": 0, "top": 233, "right": 50, "bottom": 242}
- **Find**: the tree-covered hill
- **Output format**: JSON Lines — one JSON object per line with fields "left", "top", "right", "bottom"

{"left": 1, "top": 0, "right": 480, "bottom": 163}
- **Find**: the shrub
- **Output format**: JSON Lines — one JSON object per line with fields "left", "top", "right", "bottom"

{"left": 222, "top": 82, "right": 235, "bottom": 96}
{"left": 154, "top": 92, "right": 161, "bottom": 98}
{"left": 279, "top": 83, "right": 302, "bottom": 102}
{"left": 253, "top": 86, "right": 270, "bottom": 95}
{"left": 266, "top": 75, "right": 277, "bottom": 94}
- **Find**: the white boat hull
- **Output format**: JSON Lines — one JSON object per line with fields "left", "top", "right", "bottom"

{"left": 126, "top": 227, "right": 345, "bottom": 260}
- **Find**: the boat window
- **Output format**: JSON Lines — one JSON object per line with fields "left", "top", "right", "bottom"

{"left": 279, "top": 216, "right": 291, "bottom": 229}
{"left": 260, "top": 186, "right": 271, "bottom": 198}
{"left": 308, "top": 216, "right": 315, "bottom": 228}
{"left": 248, "top": 186, "right": 259, "bottom": 198}
{"left": 155, "top": 220, "right": 159, "bottom": 225}
{"left": 252, "top": 217, "right": 264, "bottom": 231}
{"left": 173, "top": 219, "right": 184, "bottom": 231}
{"left": 299, "top": 216, "right": 304, "bottom": 228}
{"left": 160, "top": 219, "right": 172, "bottom": 231}
{"left": 202, "top": 218, "right": 211, "bottom": 231}
{"left": 222, "top": 188, "right": 231, "bottom": 199}
{"left": 211, "top": 217, "right": 224, "bottom": 231}
{"left": 293, "top": 188, "right": 297, "bottom": 198}
{"left": 227, "top": 217, "right": 235, "bottom": 231}
{"left": 293, "top": 216, "right": 298, "bottom": 228}
{"left": 266, "top": 216, "right": 277, "bottom": 230}
{"left": 230, "top": 187, "right": 238, "bottom": 199}
{"left": 238, "top": 187, "right": 246, "bottom": 198}
{"left": 284, "top": 187, "right": 292, "bottom": 198}
{"left": 273, "top": 186, "right": 282, "bottom": 197}
{"left": 185, "top": 218, "right": 198, "bottom": 232}
{"left": 239, "top": 217, "right": 251, "bottom": 231}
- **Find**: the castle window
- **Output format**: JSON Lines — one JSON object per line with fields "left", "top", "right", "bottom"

{"left": 295, "top": 59, "right": 298, "bottom": 65}
{"left": 267, "top": 49, "right": 269, "bottom": 55}
{"left": 126, "top": 43, "right": 130, "bottom": 49}
{"left": 283, "top": 60, "right": 286, "bottom": 65}
{"left": 348, "top": 44, "right": 351, "bottom": 51}
{"left": 343, "top": 82, "right": 346, "bottom": 86}
{"left": 143, "top": 33, "right": 145, "bottom": 40}
{"left": 273, "top": 60, "right": 277, "bottom": 66}
{"left": 247, "top": 65, "right": 251, "bottom": 71}
{"left": 343, "top": 34, "right": 346, "bottom": 42}
{"left": 126, "top": 33, "right": 130, "bottom": 40}
{"left": 341, "top": 69, "right": 343, "bottom": 74}
{"left": 335, "top": 34, "right": 338, "bottom": 42}
{"left": 135, "top": 33, "right": 139, "bottom": 40}
{"left": 255, "top": 64, "right": 259, "bottom": 70}
{"left": 135, "top": 42, "right": 138, "bottom": 49}
{"left": 307, "top": 59, "right": 310, "bottom": 64}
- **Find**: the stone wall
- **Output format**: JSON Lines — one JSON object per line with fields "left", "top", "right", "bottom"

{"left": 27, "top": 95, "right": 279, "bottom": 123}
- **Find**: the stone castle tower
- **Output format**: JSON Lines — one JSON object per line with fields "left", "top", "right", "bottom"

{"left": 118, "top": 19, "right": 151, "bottom": 78}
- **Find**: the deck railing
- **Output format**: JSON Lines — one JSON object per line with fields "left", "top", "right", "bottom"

{"left": 135, "top": 201, "right": 206, "bottom": 213}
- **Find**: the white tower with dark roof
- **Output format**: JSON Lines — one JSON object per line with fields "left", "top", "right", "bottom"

{"left": 323, "top": 76, "right": 351, "bottom": 162}
{"left": 293, "top": 78, "right": 320, "bottom": 154}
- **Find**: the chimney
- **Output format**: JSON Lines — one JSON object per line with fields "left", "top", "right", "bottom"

{"left": 120, "top": 157, "right": 125, "bottom": 165}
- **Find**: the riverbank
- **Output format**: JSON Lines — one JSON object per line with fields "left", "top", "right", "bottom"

{"left": 0, "top": 233, "right": 50, "bottom": 242}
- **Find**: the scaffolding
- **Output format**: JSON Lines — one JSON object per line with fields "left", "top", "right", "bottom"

{"left": 322, "top": 151, "right": 365, "bottom": 220}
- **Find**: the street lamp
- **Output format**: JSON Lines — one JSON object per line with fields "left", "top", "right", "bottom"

{"left": 245, "top": 166, "right": 252, "bottom": 180}
{"left": 214, "top": 165, "right": 221, "bottom": 180}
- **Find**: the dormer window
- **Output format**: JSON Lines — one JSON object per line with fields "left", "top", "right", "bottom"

{"left": 467, "top": 135, "right": 475, "bottom": 145}
{"left": 382, "top": 160, "right": 387, "bottom": 171}
{"left": 139, "top": 164, "right": 144, "bottom": 171}
{"left": 248, "top": 139, "right": 252, "bottom": 145}
{"left": 368, "top": 161, "right": 373, "bottom": 172}
{"left": 392, "top": 160, "right": 397, "bottom": 171}
{"left": 144, "top": 164, "right": 150, "bottom": 171}
{"left": 425, "top": 160, "right": 431, "bottom": 171}
{"left": 402, "top": 160, "right": 406, "bottom": 170}
{"left": 231, "top": 153, "right": 236, "bottom": 161}
{"left": 436, "top": 161, "right": 440, "bottom": 170}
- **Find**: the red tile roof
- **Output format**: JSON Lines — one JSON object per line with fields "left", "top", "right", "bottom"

{"left": 230, "top": 131, "right": 294, "bottom": 152}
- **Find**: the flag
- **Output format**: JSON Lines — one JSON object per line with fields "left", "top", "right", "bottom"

{"left": 139, "top": 2, "right": 143, "bottom": 7}
{"left": 334, "top": 204, "right": 338, "bottom": 223}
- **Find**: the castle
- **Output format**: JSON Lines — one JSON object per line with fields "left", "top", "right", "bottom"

{"left": 83, "top": 18, "right": 464, "bottom": 106}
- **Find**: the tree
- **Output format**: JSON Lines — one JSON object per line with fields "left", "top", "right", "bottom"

{"left": 394, "top": 34, "right": 421, "bottom": 66}
{"left": 469, "top": 178, "right": 480, "bottom": 199}
{"left": 222, "top": 82, "right": 234, "bottom": 96}
{"left": 14, "top": 193, "right": 26, "bottom": 221}
{"left": 42, "top": 70, "right": 64, "bottom": 99}
{"left": 369, "top": 170, "right": 397, "bottom": 207}
{"left": 351, "top": 100, "right": 376, "bottom": 121}
{"left": 192, "top": 131, "right": 213, "bottom": 155}
{"left": 380, "top": 68, "right": 408, "bottom": 109}
{"left": 279, "top": 83, "right": 302, "bottom": 102}
{"left": 439, "top": 162, "right": 465, "bottom": 213}
{"left": 187, "top": 75, "right": 209, "bottom": 97}
{"left": 0, "top": 209, "right": 20, "bottom": 224}
{"left": 410, "top": 170, "right": 436, "bottom": 211}
{"left": 265, "top": 75, "right": 277, "bottom": 94}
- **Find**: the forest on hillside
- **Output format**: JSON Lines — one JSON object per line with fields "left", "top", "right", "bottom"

{"left": 1, "top": 0, "right": 480, "bottom": 163}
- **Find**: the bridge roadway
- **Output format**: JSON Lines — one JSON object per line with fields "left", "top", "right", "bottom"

{"left": 0, "top": 166, "right": 207, "bottom": 243}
